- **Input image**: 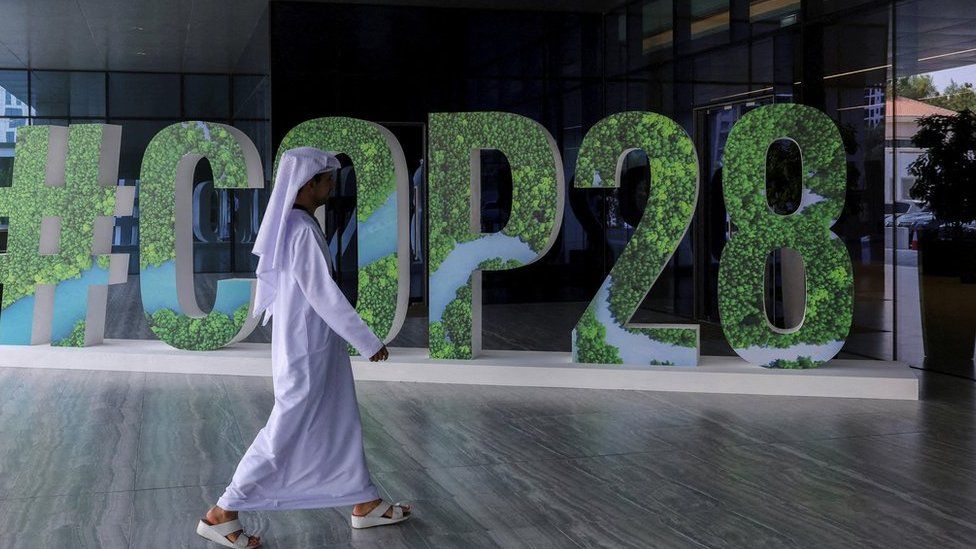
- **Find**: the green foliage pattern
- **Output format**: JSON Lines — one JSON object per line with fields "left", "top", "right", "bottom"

{"left": 140, "top": 122, "right": 249, "bottom": 269}
{"left": 769, "top": 357, "right": 817, "bottom": 369}
{"left": 429, "top": 257, "right": 520, "bottom": 359}
{"left": 52, "top": 319, "right": 87, "bottom": 347}
{"left": 146, "top": 303, "right": 251, "bottom": 350}
{"left": 0, "top": 125, "right": 118, "bottom": 307}
{"left": 572, "top": 307, "right": 623, "bottom": 365}
{"left": 276, "top": 118, "right": 398, "bottom": 222}
{"left": 0, "top": 124, "right": 125, "bottom": 346}
{"left": 427, "top": 112, "right": 560, "bottom": 274}
{"left": 719, "top": 104, "right": 853, "bottom": 368}
{"left": 347, "top": 254, "right": 399, "bottom": 356}
{"left": 139, "top": 122, "right": 255, "bottom": 350}
{"left": 572, "top": 112, "right": 700, "bottom": 365}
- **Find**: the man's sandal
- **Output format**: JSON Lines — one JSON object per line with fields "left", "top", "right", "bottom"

{"left": 350, "top": 498, "right": 412, "bottom": 529}
{"left": 196, "top": 518, "right": 261, "bottom": 548}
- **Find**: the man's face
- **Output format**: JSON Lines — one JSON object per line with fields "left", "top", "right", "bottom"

{"left": 309, "top": 170, "right": 336, "bottom": 204}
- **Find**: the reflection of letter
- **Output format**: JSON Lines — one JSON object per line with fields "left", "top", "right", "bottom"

{"left": 139, "top": 122, "right": 264, "bottom": 350}
{"left": 427, "top": 112, "right": 564, "bottom": 360}
{"left": 0, "top": 124, "right": 132, "bottom": 346}
{"left": 275, "top": 117, "right": 410, "bottom": 353}
{"left": 234, "top": 189, "right": 260, "bottom": 243}
{"left": 192, "top": 180, "right": 219, "bottom": 243}
{"left": 410, "top": 161, "right": 425, "bottom": 262}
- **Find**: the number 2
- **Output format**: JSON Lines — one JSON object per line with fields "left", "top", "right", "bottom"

{"left": 571, "top": 112, "right": 701, "bottom": 367}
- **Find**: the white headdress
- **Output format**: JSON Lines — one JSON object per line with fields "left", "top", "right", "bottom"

{"left": 252, "top": 146, "right": 340, "bottom": 324}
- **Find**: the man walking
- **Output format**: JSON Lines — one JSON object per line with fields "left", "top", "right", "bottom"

{"left": 196, "top": 147, "right": 411, "bottom": 548}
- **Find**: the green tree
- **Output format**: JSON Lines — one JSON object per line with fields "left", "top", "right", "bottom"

{"left": 908, "top": 109, "right": 976, "bottom": 229}
{"left": 927, "top": 81, "right": 976, "bottom": 112}
{"left": 890, "top": 75, "right": 937, "bottom": 100}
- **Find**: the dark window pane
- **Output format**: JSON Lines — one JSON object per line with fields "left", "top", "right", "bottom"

{"left": 233, "top": 120, "right": 271, "bottom": 181}
{"left": 233, "top": 75, "right": 269, "bottom": 119}
{"left": 109, "top": 73, "right": 180, "bottom": 118}
{"left": 184, "top": 74, "right": 230, "bottom": 119}
{"left": 750, "top": 0, "right": 800, "bottom": 28}
{"left": 0, "top": 118, "right": 16, "bottom": 187}
{"left": 31, "top": 71, "right": 106, "bottom": 117}
{"left": 30, "top": 118, "right": 67, "bottom": 127}
{"left": 641, "top": 0, "right": 673, "bottom": 56}
{"left": 29, "top": 71, "right": 66, "bottom": 116}
{"left": 112, "top": 119, "right": 180, "bottom": 179}
{"left": 0, "top": 71, "right": 30, "bottom": 119}
{"left": 691, "top": 0, "right": 729, "bottom": 39}
{"left": 70, "top": 73, "right": 107, "bottom": 118}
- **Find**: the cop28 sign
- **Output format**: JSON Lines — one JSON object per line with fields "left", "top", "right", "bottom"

{"left": 0, "top": 105, "right": 853, "bottom": 369}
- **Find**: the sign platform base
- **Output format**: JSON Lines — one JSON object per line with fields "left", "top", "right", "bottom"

{"left": 1, "top": 340, "right": 918, "bottom": 400}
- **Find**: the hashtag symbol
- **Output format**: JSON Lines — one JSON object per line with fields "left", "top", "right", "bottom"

{"left": 0, "top": 124, "right": 134, "bottom": 345}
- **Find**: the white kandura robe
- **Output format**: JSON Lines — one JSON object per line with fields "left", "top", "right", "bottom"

{"left": 217, "top": 208, "right": 385, "bottom": 510}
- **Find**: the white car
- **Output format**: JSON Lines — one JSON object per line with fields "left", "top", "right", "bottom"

{"left": 884, "top": 201, "right": 930, "bottom": 228}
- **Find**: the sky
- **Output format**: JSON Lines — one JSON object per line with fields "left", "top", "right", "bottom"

{"left": 926, "top": 63, "right": 976, "bottom": 91}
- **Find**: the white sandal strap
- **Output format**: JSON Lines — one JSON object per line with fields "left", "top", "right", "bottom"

{"left": 366, "top": 499, "right": 391, "bottom": 518}
{"left": 210, "top": 518, "right": 244, "bottom": 537}
{"left": 234, "top": 534, "right": 253, "bottom": 548}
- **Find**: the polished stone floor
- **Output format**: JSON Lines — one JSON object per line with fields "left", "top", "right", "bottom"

{"left": 2, "top": 366, "right": 976, "bottom": 548}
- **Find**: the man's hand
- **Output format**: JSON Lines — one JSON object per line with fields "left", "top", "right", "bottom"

{"left": 369, "top": 345, "right": 389, "bottom": 362}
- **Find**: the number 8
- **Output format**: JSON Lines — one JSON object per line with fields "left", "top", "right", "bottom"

{"left": 719, "top": 103, "right": 853, "bottom": 368}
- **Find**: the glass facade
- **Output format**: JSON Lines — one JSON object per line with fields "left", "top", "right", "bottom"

{"left": 0, "top": 69, "right": 271, "bottom": 274}
{"left": 1, "top": 0, "right": 975, "bottom": 375}
{"left": 889, "top": 0, "right": 976, "bottom": 378}
{"left": 268, "top": 0, "right": 976, "bottom": 374}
